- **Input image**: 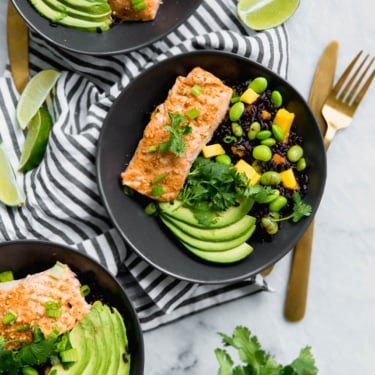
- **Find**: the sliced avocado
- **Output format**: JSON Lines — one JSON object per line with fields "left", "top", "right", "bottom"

{"left": 112, "top": 307, "right": 131, "bottom": 375}
{"left": 43, "top": 0, "right": 112, "bottom": 21}
{"left": 30, "top": 0, "right": 112, "bottom": 31}
{"left": 60, "top": 0, "right": 110, "bottom": 11}
{"left": 161, "top": 216, "right": 255, "bottom": 251}
{"left": 183, "top": 242, "right": 254, "bottom": 263}
{"left": 162, "top": 214, "right": 256, "bottom": 242}
{"left": 159, "top": 198, "right": 254, "bottom": 229}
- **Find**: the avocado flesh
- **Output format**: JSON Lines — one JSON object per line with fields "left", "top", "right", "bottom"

{"left": 159, "top": 198, "right": 254, "bottom": 228}
{"left": 30, "top": 0, "right": 111, "bottom": 31}
{"left": 161, "top": 215, "right": 256, "bottom": 251}
{"left": 184, "top": 242, "right": 254, "bottom": 263}
{"left": 59, "top": 0, "right": 110, "bottom": 11}
{"left": 43, "top": 0, "right": 112, "bottom": 20}
{"left": 162, "top": 214, "right": 256, "bottom": 242}
{"left": 49, "top": 301, "right": 130, "bottom": 375}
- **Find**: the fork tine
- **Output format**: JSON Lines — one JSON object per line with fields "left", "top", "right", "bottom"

{"left": 334, "top": 51, "right": 363, "bottom": 94}
{"left": 346, "top": 56, "right": 374, "bottom": 103}
{"left": 352, "top": 68, "right": 375, "bottom": 107}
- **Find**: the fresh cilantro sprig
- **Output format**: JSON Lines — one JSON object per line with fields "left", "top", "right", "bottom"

{"left": 272, "top": 192, "right": 312, "bottom": 223}
{"left": 159, "top": 112, "right": 192, "bottom": 157}
{"left": 215, "top": 326, "right": 318, "bottom": 375}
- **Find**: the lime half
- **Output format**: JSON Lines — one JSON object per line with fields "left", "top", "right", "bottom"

{"left": 237, "top": 0, "right": 300, "bottom": 30}
{"left": 0, "top": 143, "right": 25, "bottom": 207}
{"left": 16, "top": 69, "right": 60, "bottom": 130}
{"left": 18, "top": 107, "right": 53, "bottom": 173}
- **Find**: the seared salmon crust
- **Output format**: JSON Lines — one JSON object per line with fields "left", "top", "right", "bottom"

{"left": 0, "top": 264, "right": 91, "bottom": 348}
{"left": 109, "top": 0, "right": 161, "bottom": 21}
{"left": 121, "top": 67, "right": 233, "bottom": 202}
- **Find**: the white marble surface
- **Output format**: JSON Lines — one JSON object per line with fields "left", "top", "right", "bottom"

{"left": 1, "top": 1, "right": 374, "bottom": 373}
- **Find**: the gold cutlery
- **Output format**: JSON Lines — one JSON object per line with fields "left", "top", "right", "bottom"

{"left": 7, "top": 1, "right": 29, "bottom": 93}
{"left": 285, "top": 46, "right": 374, "bottom": 321}
{"left": 284, "top": 41, "right": 339, "bottom": 321}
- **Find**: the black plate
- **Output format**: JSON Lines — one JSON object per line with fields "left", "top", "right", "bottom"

{"left": 97, "top": 51, "right": 327, "bottom": 284}
{"left": 11, "top": 0, "right": 203, "bottom": 55}
{"left": 0, "top": 240, "right": 144, "bottom": 375}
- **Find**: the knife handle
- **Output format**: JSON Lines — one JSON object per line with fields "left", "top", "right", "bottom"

{"left": 284, "top": 219, "right": 314, "bottom": 321}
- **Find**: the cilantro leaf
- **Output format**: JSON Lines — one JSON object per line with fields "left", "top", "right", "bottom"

{"left": 215, "top": 326, "right": 318, "bottom": 375}
{"left": 272, "top": 192, "right": 312, "bottom": 223}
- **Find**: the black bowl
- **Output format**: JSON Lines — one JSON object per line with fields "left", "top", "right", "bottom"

{"left": 0, "top": 240, "right": 144, "bottom": 375}
{"left": 97, "top": 50, "right": 327, "bottom": 284}
{"left": 11, "top": 0, "right": 203, "bottom": 55}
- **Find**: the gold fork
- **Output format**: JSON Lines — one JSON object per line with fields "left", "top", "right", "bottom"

{"left": 284, "top": 51, "right": 374, "bottom": 322}
{"left": 322, "top": 51, "right": 374, "bottom": 148}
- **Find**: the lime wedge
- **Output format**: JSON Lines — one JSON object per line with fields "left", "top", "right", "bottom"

{"left": 0, "top": 143, "right": 25, "bottom": 207}
{"left": 16, "top": 69, "right": 60, "bottom": 130}
{"left": 237, "top": 0, "right": 300, "bottom": 30}
{"left": 18, "top": 107, "right": 53, "bottom": 173}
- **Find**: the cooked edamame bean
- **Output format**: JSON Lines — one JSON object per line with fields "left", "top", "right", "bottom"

{"left": 229, "top": 101, "right": 245, "bottom": 122}
{"left": 271, "top": 90, "right": 283, "bottom": 108}
{"left": 271, "top": 124, "right": 285, "bottom": 142}
{"left": 260, "top": 171, "right": 281, "bottom": 185}
{"left": 261, "top": 216, "right": 278, "bottom": 235}
{"left": 249, "top": 77, "right": 268, "bottom": 94}
{"left": 231, "top": 122, "right": 243, "bottom": 137}
{"left": 252, "top": 145, "right": 272, "bottom": 162}
{"left": 216, "top": 154, "right": 232, "bottom": 166}
{"left": 287, "top": 145, "right": 304, "bottom": 162}
{"left": 247, "top": 121, "right": 261, "bottom": 140}
{"left": 256, "top": 130, "right": 272, "bottom": 140}
{"left": 261, "top": 138, "right": 276, "bottom": 146}
{"left": 269, "top": 195, "right": 288, "bottom": 212}
{"left": 296, "top": 157, "right": 307, "bottom": 171}
{"left": 22, "top": 367, "right": 38, "bottom": 375}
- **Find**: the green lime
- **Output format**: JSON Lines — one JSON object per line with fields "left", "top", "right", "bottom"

{"left": 16, "top": 69, "right": 60, "bottom": 130}
{"left": 18, "top": 107, "right": 53, "bottom": 173}
{"left": 0, "top": 143, "right": 25, "bottom": 207}
{"left": 237, "top": 0, "right": 300, "bottom": 30}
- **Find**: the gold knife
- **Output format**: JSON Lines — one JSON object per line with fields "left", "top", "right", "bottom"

{"left": 7, "top": 1, "right": 29, "bottom": 93}
{"left": 284, "top": 40, "right": 339, "bottom": 322}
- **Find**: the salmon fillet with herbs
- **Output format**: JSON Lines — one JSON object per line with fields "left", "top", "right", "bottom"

{"left": 121, "top": 67, "right": 233, "bottom": 202}
{"left": 0, "top": 263, "right": 91, "bottom": 348}
{"left": 109, "top": 0, "right": 161, "bottom": 21}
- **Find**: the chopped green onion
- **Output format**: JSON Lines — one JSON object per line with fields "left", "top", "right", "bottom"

{"left": 60, "top": 348, "right": 78, "bottom": 363}
{"left": 151, "top": 185, "right": 164, "bottom": 196}
{"left": 152, "top": 172, "right": 167, "bottom": 184}
{"left": 144, "top": 202, "right": 158, "bottom": 216}
{"left": 191, "top": 84, "right": 202, "bottom": 97}
{"left": 3, "top": 309, "right": 17, "bottom": 325}
{"left": 223, "top": 135, "right": 238, "bottom": 143}
{"left": 148, "top": 145, "right": 157, "bottom": 153}
{"left": 0, "top": 270, "right": 14, "bottom": 282}
{"left": 131, "top": 0, "right": 147, "bottom": 11}
{"left": 45, "top": 301, "right": 62, "bottom": 318}
{"left": 49, "top": 262, "right": 65, "bottom": 279}
{"left": 230, "top": 95, "right": 241, "bottom": 104}
{"left": 123, "top": 186, "right": 134, "bottom": 196}
{"left": 80, "top": 284, "right": 91, "bottom": 297}
{"left": 187, "top": 107, "right": 199, "bottom": 120}
{"left": 13, "top": 324, "right": 31, "bottom": 332}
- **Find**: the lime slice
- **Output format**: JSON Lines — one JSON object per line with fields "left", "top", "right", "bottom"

{"left": 237, "top": 0, "right": 300, "bottom": 30}
{"left": 16, "top": 69, "right": 61, "bottom": 130}
{"left": 18, "top": 107, "right": 53, "bottom": 173}
{"left": 0, "top": 143, "right": 25, "bottom": 207}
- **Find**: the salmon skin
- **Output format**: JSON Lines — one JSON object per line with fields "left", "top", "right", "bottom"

{"left": 121, "top": 67, "right": 233, "bottom": 202}
{"left": 0, "top": 263, "right": 91, "bottom": 348}
{"left": 109, "top": 0, "right": 161, "bottom": 21}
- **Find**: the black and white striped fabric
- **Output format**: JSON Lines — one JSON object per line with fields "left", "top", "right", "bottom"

{"left": 0, "top": 0, "right": 289, "bottom": 331}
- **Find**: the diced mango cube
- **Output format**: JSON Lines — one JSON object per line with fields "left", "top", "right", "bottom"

{"left": 235, "top": 159, "right": 261, "bottom": 186}
{"left": 273, "top": 108, "right": 295, "bottom": 139}
{"left": 280, "top": 168, "right": 299, "bottom": 190}
{"left": 240, "top": 88, "right": 259, "bottom": 104}
{"left": 201, "top": 144, "right": 226, "bottom": 158}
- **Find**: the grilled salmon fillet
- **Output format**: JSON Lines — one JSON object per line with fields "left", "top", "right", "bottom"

{"left": 121, "top": 67, "right": 233, "bottom": 202}
{"left": 0, "top": 263, "right": 91, "bottom": 348}
{"left": 109, "top": 0, "right": 161, "bottom": 21}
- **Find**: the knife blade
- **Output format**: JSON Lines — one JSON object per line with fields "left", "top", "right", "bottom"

{"left": 7, "top": 1, "right": 29, "bottom": 93}
{"left": 284, "top": 40, "right": 339, "bottom": 322}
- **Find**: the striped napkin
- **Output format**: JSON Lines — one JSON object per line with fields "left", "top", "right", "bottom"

{"left": 0, "top": 0, "right": 289, "bottom": 331}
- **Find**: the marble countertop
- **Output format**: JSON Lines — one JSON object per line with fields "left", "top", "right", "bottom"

{"left": 1, "top": 1, "right": 374, "bottom": 374}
